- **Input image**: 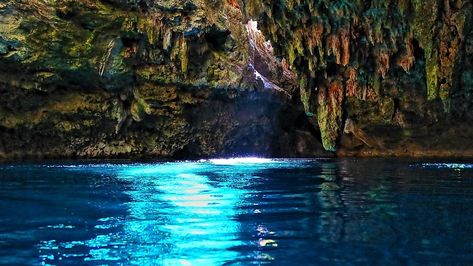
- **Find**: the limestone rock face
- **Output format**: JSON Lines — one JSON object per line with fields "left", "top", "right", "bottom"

{"left": 0, "top": 0, "right": 472, "bottom": 159}
{"left": 0, "top": 0, "right": 301, "bottom": 159}
{"left": 243, "top": 0, "right": 473, "bottom": 156}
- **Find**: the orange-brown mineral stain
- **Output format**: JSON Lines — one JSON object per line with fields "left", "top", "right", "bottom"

{"left": 228, "top": 0, "right": 240, "bottom": 9}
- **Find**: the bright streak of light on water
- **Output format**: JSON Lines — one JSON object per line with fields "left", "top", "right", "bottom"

{"left": 419, "top": 163, "right": 473, "bottom": 169}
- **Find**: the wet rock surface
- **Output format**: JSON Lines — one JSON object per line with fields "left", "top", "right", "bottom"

{"left": 243, "top": 0, "right": 473, "bottom": 157}
{"left": 0, "top": 0, "right": 472, "bottom": 159}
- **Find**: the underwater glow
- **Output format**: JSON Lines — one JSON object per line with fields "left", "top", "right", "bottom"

{"left": 2, "top": 159, "right": 473, "bottom": 265}
{"left": 208, "top": 157, "right": 274, "bottom": 165}
{"left": 118, "top": 170, "right": 245, "bottom": 265}
{"left": 29, "top": 159, "right": 305, "bottom": 265}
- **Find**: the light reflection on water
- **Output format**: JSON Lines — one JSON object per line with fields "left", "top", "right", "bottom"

{"left": 1, "top": 159, "right": 473, "bottom": 265}
{"left": 420, "top": 163, "right": 473, "bottom": 169}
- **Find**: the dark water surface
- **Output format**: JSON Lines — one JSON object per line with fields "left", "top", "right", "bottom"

{"left": 1, "top": 158, "right": 473, "bottom": 265}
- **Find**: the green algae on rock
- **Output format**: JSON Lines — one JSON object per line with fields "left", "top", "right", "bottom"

{"left": 242, "top": 0, "right": 473, "bottom": 154}
{"left": 0, "top": 0, "right": 472, "bottom": 159}
{"left": 0, "top": 0, "right": 302, "bottom": 159}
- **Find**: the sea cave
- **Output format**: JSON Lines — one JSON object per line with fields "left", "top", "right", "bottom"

{"left": 0, "top": 0, "right": 473, "bottom": 264}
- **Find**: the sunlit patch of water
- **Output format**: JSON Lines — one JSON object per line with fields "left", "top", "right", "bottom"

{"left": 1, "top": 158, "right": 473, "bottom": 264}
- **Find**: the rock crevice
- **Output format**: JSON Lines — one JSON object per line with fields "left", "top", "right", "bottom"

{"left": 0, "top": 0, "right": 472, "bottom": 159}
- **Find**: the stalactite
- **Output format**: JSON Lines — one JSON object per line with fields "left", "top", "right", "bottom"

{"left": 437, "top": 0, "right": 468, "bottom": 102}
{"left": 369, "top": 74, "right": 381, "bottom": 100}
{"left": 180, "top": 36, "right": 188, "bottom": 73}
{"left": 412, "top": 0, "right": 440, "bottom": 100}
{"left": 300, "top": 75, "right": 312, "bottom": 115}
{"left": 307, "top": 23, "right": 324, "bottom": 54}
{"left": 397, "top": 39, "right": 415, "bottom": 72}
{"left": 317, "top": 80, "right": 344, "bottom": 151}
{"left": 136, "top": 17, "right": 160, "bottom": 46}
{"left": 375, "top": 46, "right": 390, "bottom": 78}
{"left": 1, "top": 0, "right": 472, "bottom": 159}
{"left": 241, "top": 0, "right": 472, "bottom": 152}
{"left": 340, "top": 29, "right": 350, "bottom": 66}
{"left": 426, "top": 51, "right": 440, "bottom": 100}
{"left": 327, "top": 34, "right": 342, "bottom": 65}
{"left": 346, "top": 67, "right": 358, "bottom": 97}
{"left": 163, "top": 27, "right": 172, "bottom": 51}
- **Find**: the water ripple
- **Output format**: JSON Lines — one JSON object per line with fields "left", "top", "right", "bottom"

{"left": 0, "top": 158, "right": 473, "bottom": 264}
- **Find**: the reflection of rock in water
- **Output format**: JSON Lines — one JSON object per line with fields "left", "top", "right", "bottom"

{"left": 333, "top": 159, "right": 400, "bottom": 244}
{"left": 317, "top": 162, "right": 345, "bottom": 243}
{"left": 315, "top": 160, "right": 403, "bottom": 244}
{"left": 3, "top": 159, "right": 473, "bottom": 264}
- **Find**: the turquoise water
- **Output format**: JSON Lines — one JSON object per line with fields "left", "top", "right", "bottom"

{"left": 1, "top": 158, "right": 473, "bottom": 265}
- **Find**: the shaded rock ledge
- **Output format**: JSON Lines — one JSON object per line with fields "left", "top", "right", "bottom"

{"left": 0, "top": 0, "right": 472, "bottom": 160}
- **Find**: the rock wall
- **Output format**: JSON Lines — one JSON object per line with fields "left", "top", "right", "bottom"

{"left": 243, "top": 0, "right": 473, "bottom": 157}
{"left": 0, "top": 0, "right": 472, "bottom": 160}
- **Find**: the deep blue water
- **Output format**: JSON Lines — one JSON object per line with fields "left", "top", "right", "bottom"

{"left": 1, "top": 158, "right": 473, "bottom": 265}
